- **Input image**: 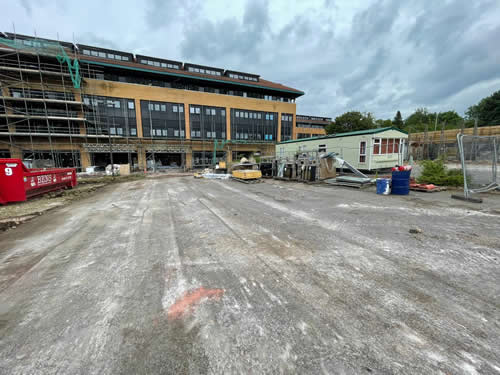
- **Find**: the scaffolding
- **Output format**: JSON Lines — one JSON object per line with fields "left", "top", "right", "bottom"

{"left": 0, "top": 34, "right": 281, "bottom": 172}
{"left": 0, "top": 34, "right": 139, "bottom": 171}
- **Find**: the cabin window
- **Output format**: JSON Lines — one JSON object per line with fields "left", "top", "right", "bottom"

{"left": 381, "top": 139, "right": 388, "bottom": 154}
{"left": 388, "top": 139, "right": 394, "bottom": 154}
{"left": 374, "top": 138, "right": 403, "bottom": 154}
{"left": 359, "top": 141, "right": 367, "bottom": 163}
{"left": 374, "top": 138, "right": 381, "bottom": 154}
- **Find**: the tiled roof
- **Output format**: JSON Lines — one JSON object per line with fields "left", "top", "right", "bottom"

{"left": 0, "top": 33, "right": 304, "bottom": 96}
{"left": 79, "top": 55, "right": 304, "bottom": 96}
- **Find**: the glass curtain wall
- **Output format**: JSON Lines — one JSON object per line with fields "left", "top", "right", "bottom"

{"left": 189, "top": 105, "right": 226, "bottom": 140}
{"left": 281, "top": 113, "right": 293, "bottom": 141}
{"left": 140, "top": 100, "right": 185, "bottom": 138}
{"left": 83, "top": 95, "right": 137, "bottom": 136}
{"left": 230, "top": 108, "right": 278, "bottom": 141}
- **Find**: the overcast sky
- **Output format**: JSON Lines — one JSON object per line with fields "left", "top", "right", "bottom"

{"left": 3, "top": 0, "right": 500, "bottom": 120}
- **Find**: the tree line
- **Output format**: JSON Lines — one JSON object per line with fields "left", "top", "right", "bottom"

{"left": 325, "top": 90, "right": 500, "bottom": 135}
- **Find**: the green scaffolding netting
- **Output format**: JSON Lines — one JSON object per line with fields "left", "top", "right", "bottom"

{"left": 0, "top": 37, "right": 81, "bottom": 89}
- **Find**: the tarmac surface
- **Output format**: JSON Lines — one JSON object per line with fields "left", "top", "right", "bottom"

{"left": 0, "top": 177, "right": 499, "bottom": 374}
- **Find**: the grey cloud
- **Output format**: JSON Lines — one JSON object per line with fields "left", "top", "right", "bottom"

{"left": 402, "top": 1, "right": 500, "bottom": 106}
{"left": 77, "top": 33, "right": 120, "bottom": 50}
{"left": 146, "top": 0, "right": 202, "bottom": 31}
{"left": 4, "top": 0, "right": 499, "bottom": 119}
{"left": 349, "top": 0, "right": 401, "bottom": 45}
{"left": 319, "top": 0, "right": 500, "bottom": 117}
{"left": 20, "top": 0, "right": 33, "bottom": 16}
{"left": 180, "top": 0, "right": 270, "bottom": 69}
{"left": 340, "top": 48, "right": 388, "bottom": 97}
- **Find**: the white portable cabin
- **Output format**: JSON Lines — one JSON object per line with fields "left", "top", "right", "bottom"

{"left": 276, "top": 127, "right": 408, "bottom": 171}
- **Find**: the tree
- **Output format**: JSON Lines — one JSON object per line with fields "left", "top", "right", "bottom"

{"left": 403, "top": 108, "right": 464, "bottom": 132}
{"left": 466, "top": 90, "right": 500, "bottom": 126}
{"left": 326, "top": 111, "right": 376, "bottom": 134}
{"left": 437, "top": 110, "right": 462, "bottom": 127}
{"left": 404, "top": 108, "right": 432, "bottom": 132}
{"left": 393, "top": 111, "right": 404, "bottom": 128}
{"left": 375, "top": 119, "right": 392, "bottom": 128}
{"left": 325, "top": 122, "right": 337, "bottom": 135}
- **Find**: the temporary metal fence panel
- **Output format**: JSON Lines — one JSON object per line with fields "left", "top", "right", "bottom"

{"left": 457, "top": 134, "right": 499, "bottom": 198}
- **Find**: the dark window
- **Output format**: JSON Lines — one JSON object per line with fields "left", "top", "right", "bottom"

{"left": 141, "top": 100, "right": 185, "bottom": 139}
{"left": 189, "top": 105, "right": 226, "bottom": 140}
{"left": 230, "top": 108, "right": 278, "bottom": 142}
{"left": 280, "top": 113, "right": 293, "bottom": 141}
{"left": 83, "top": 94, "right": 137, "bottom": 137}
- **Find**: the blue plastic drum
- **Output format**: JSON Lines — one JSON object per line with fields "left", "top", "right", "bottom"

{"left": 376, "top": 178, "right": 391, "bottom": 195}
{"left": 391, "top": 170, "right": 411, "bottom": 195}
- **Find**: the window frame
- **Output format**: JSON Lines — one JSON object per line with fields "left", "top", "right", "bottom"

{"left": 373, "top": 138, "right": 381, "bottom": 155}
{"left": 359, "top": 141, "right": 367, "bottom": 163}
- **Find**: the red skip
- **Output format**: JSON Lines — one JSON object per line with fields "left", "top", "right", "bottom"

{"left": 0, "top": 158, "right": 77, "bottom": 205}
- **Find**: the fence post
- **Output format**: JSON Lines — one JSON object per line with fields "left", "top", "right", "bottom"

{"left": 472, "top": 119, "right": 478, "bottom": 160}
{"left": 439, "top": 121, "right": 445, "bottom": 158}
{"left": 407, "top": 127, "right": 412, "bottom": 161}
{"left": 457, "top": 119, "right": 465, "bottom": 161}
{"left": 424, "top": 122, "right": 429, "bottom": 159}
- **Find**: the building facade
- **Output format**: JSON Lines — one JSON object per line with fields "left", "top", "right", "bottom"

{"left": 295, "top": 115, "right": 331, "bottom": 139}
{"left": 0, "top": 33, "right": 304, "bottom": 170}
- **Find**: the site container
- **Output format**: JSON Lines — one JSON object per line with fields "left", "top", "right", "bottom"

{"left": 0, "top": 158, "right": 77, "bottom": 205}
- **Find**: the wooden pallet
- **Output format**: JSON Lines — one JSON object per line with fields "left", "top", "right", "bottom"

{"left": 232, "top": 177, "right": 264, "bottom": 184}
{"left": 410, "top": 186, "right": 447, "bottom": 193}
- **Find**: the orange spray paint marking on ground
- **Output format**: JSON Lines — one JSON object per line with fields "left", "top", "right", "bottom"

{"left": 167, "top": 287, "right": 224, "bottom": 320}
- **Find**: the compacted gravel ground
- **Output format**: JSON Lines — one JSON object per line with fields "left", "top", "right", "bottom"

{"left": 0, "top": 177, "right": 499, "bottom": 374}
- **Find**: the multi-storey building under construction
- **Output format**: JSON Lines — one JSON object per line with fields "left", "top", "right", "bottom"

{"left": 0, "top": 32, "right": 305, "bottom": 170}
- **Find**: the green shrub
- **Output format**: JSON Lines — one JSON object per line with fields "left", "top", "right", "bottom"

{"left": 444, "top": 168, "right": 465, "bottom": 186}
{"left": 417, "top": 159, "right": 464, "bottom": 186}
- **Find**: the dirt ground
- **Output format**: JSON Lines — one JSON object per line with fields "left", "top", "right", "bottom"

{"left": 0, "top": 173, "right": 192, "bottom": 230}
{"left": 0, "top": 177, "right": 499, "bottom": 374}
{"left": 0, "top": 183, "right": 107, "bottom": 229}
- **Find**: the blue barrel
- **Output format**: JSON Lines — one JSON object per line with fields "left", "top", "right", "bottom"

{"left": 376, "top": 178, "right": 391, "bottom": 195}
{"left": 391, "top": 170, "right": 411, "bottom": 195}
